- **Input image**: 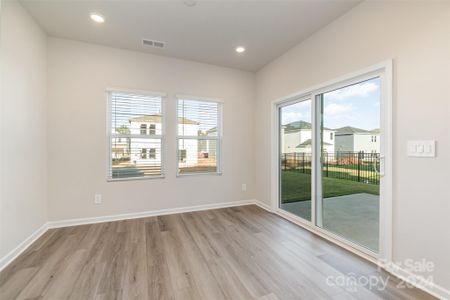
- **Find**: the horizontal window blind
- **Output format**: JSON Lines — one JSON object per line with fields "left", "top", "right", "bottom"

{"left": 177, "top": 98, "right": 222, "bottom": 175}
{"left": 108, "top": 91, "right": 164, "bottom": 179}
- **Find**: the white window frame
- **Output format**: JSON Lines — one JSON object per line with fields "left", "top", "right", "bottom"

{"left": 176, "top": 95, "right": 223, "bottom": 177}
{"left": 106, "top": 88, "right": 166, "bottom": 181}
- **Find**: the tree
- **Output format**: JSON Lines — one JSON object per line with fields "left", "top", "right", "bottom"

{"left": 116, "top": 125, "right": 131, "bottom": 156}
{"left": 116, "top": 125, "right": 130, "bottom": 135}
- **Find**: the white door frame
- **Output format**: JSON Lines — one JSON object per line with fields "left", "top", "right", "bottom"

{"left": 270, "top": 60, "right": 393, "bottom": 264}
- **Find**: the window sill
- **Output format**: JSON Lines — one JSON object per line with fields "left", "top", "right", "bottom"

{"left": 107, "top": 175, "right": 165, "bottom": 182}
{"left": 176, "top": 172, "right": 222, "bottom": 178}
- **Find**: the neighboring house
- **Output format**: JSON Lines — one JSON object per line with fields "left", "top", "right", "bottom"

{"left": 128, "top": 114, "right": 199, "bottom": 166}
{"left": 177, "top": 116, "right": 201, "bottom": 168}
{"left": 334, "top": 126, "right": 380, "bottom": 153}
{"left": 281, "top": 120, "right": 335, "bottom": 154}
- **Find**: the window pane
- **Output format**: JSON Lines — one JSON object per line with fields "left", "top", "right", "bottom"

{"left": 109, "top": 91, "right": 163, "bottom": 179}
{"left": 177, "top": 99, "right": 218, "bottom": 137}
{"left": 111, "top": 137, "right": 162, "bottom": 178}
{"left": 149, "top": 148, "right": 156, "bottom": 159}
{"left": 140, "top": 124, "right": 147, "bottom": 135}
{"left": 111, "top": 92, "right": 162, "bottom": 136}
{"left": 177, "top": 98, "right": 221, "bottom": 175}
{"left": 149, "top": 124, "right": 156, "bottom": 135}
{"left": 178, "top": 139, "right": 217, "bottom": 174}
{"left": 279, "top": 100, "right": 312, "bottom": 221}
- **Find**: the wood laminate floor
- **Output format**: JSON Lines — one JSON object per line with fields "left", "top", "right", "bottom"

{"left": 0, "top": 205, "right": 435, "bottom": 300}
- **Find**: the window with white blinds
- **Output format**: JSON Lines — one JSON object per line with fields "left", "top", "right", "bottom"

{"left": 177, "top": 97, "right": 222, "bottom": 175}
{"left": 108, "top": 90, "right": 164, "bottom": 180}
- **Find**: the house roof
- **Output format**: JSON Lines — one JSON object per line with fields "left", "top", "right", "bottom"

{"left": 128, "top": 114, "right": 199, "bottom": 125}
{"left": 285, "top": 120, "right": 311, "bottom": 130}
{"left": 296, "top": 139, "right": 332, "bottom": 147}
{"left": 283, "top": 122, "right": 380, "bottom": 137}
{"left": 335, "top": 126, "right": 374, "bottom": 135}
{"left": 284, "top": 120, "right": 332, "bottom": 131}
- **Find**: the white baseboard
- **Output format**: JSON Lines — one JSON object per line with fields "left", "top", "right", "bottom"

{"left": 253, "top": 200, "right": 450, "bottom": 300}
{"left": 384, "top": 262, "right": 450, "bottom": 300}
{"left": 253, "top": 199, "right": 273, "bottom": 212}
{"left": 47, "top": 199, "right": 256, "bottom": 228}
{"left": 0, "top": 222, "right": 49, "bottom": 272}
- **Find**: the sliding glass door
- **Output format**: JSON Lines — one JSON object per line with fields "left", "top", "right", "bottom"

{"left": 278, "top": 75, "right": 385, "bottom": 255}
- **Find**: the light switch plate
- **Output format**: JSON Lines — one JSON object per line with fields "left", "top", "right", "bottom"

{"left": 407, "top": 140, "right": 436, "bottom": 157}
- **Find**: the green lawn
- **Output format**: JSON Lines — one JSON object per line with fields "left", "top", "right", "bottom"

{"left": 281, "top": 171, "right": 379, "bottom": 204}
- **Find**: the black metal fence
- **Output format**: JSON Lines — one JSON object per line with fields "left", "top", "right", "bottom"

{"left": 281, "top": 152, "right": 380, "bottom": 185}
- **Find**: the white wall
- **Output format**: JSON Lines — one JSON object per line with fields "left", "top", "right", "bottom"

{"left": 255, "top": 1, "right": 450, "bottom": 292}
{"left": 47, "top": 38, "right": 255, "bottom": 221}
{"left": 0, "top": 1, "right": 48, "bottom": 259}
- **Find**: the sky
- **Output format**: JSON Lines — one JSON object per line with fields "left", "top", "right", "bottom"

{"left": 177, "top": 99, "right": 218, "bottom": 132}
{"left": 281, "top": 77, "right": 380, "bottom": 130}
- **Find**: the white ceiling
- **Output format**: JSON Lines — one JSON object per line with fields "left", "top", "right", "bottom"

{"left": 21, "top": 0, "right": 360, "bottom": 71}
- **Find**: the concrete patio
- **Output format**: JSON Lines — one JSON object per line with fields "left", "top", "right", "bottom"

{"left": 280, "top": 193, "right": 379, "bottom": 252}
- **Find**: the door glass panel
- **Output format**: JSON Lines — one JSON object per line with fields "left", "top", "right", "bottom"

{"left": 279, "top": 100, "right": 312, "bottom": 221}
{"left": 318, "top": 77, "right": 381, "bottom": 252}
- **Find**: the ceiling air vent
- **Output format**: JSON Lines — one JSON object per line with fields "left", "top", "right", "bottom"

{"left": 142, "top": 39, "right": 166, "bottom": 49}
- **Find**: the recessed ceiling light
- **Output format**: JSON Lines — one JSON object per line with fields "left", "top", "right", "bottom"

{"left": 184, "top": 0, "right": 197, "bottom": 7}
{"left": 236, "top": 47, "right": 245, "bottom": 53}
{"left": 90, "top": 13, "right": 105, "bottom": 23}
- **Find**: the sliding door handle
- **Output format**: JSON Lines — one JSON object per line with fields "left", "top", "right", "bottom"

{"left": 374, "top": 155, "right": 385, "bottom": 177}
